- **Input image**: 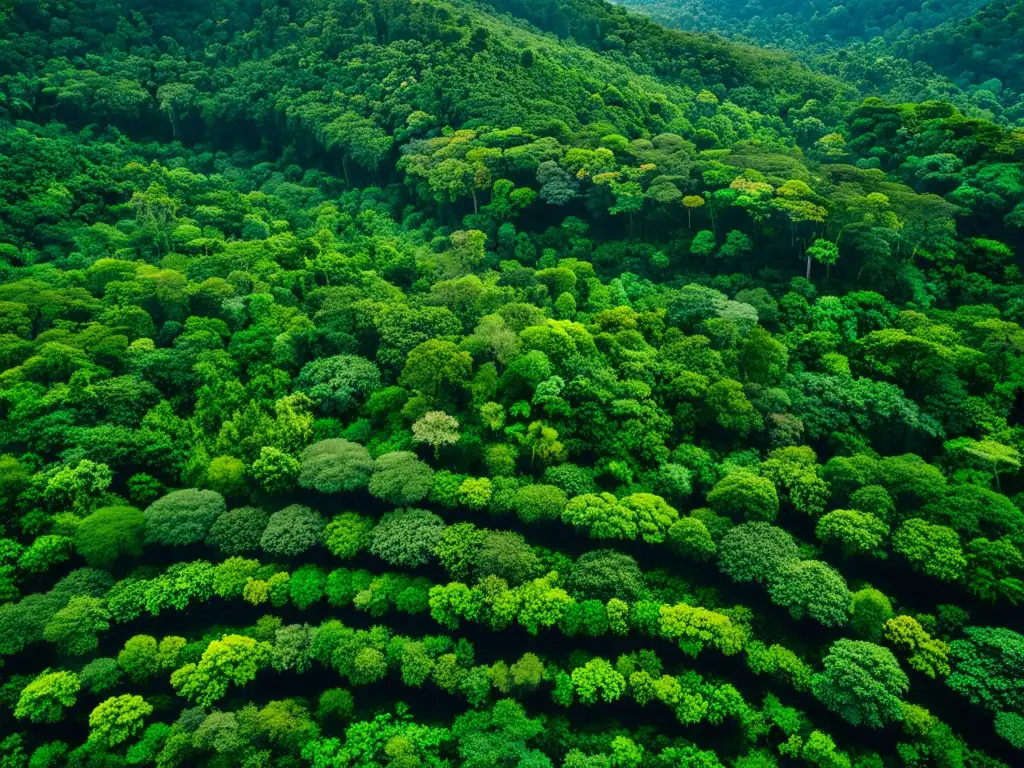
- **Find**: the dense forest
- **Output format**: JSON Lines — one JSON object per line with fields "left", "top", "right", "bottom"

{"left": 615, "top": 0, "right": 1024, "bottom": 123}
{"left": 1, "top": 0, "right": 1024, "bottom": 766}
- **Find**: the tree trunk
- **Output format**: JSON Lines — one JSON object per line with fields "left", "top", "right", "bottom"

{"left": 806, "top": 253, "right": 812, "bottom": 281}
{"left": 168, "top": 107, "right": 180, "bottom": 139}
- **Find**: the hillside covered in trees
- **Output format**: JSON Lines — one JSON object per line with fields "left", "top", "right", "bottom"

{"left": 1, "top": 0, "right": 1024, "bottom": 766}
{"left": 616, "top": 0, "right": 1024, "bottom": 123}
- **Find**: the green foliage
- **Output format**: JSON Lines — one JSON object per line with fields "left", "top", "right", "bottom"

{"left": 571, "top": 658, "right": 627, "bottom": 705}
{"left": 816, "top": 510, "right": 889, "bottom": 557}
{"left": 948, "top": 626, "right": 1024, "bottom": 714}
{"left": 1, "top": 0, "right": 1023, "bottom": 764}
{"left": 718, "top": 523, "right": 800, "bottom": 583}
{"left": 78, "top": 658, "right": 122, "bottom": 694}
{"left": 514, "top": 484, "right": 568, "bottom": 524}
{"left": 298, "top": 439, "right": 374, "bottom": 494}
{"left": 295, "top": 355, "right": 381, "bottom": 416}
{"left": 206, "top": 506, "right": 270, "bottom": 556}
{"left": 667, "top": 517, "right": 717, "bottom": 561}
{"left": 368, "top": 452, "right": 435, "bottom": 505}
{"left": 850, "top": 588, "right": 894, "bottom": 642}
{"left": 994, "top": 711, "right": 1024, "bottom": 750}
{"left": 88, "top": 694, "right": 152, "bottom": 747}
{"left": 323, "top": 512, "right": 375, "bottom": 559}
{"left": 171, "top": 634, "right": 268, "bottom": 706}
{"left": 74, "top": 506, "right": 144, "bottom": 568}
{"left": 260, "top": 505, "right": 325, "bottom": 558}
{"left": 250, "top": 447, "right": 301, "bottom": 495}
{"left": 42, "top": 596, "right": 110, "bottom": 655}
{"left": 14, "top": 670, "right": 80, "bottom": 723}
{"left": 893, "top": 519, "right": 967, "bottom": 582}
{"left": 144, "top": 489, "right": 226, "bottom": 547}
{"left": 567, "top": 550, "right": 647, "bottom": 602}
{"left": 707, "top": 472, "right": 780, "bottom": 522}
{"left": 474, "top": 531, "right": 541, "bottom": 586}
{"left": 813, "top": 640, "right": 909, "bottom": 728}
{"left": 370, "top": 509, "right": 446, "bottom": 568}
{"left": 769, "top": 560, "right": 851, "bottom": 626}
{"left": 884, "top": 616, "right": 950, "bottom": 678}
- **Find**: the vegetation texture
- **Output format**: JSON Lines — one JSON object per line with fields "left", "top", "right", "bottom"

{"left": 0, "top": 0, "right": 1023, "bottom": 766}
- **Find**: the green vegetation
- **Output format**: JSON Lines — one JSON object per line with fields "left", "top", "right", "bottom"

{"left": 0, "top": 0, "right": 1023, "bottom": 766}
{"left": 617, "top": 0, "right": 1024, "bottom": 123}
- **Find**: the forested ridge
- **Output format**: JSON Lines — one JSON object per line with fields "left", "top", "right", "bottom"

{"left": 1, "top": 0, "right": 1024, "bottom": 767}
{"left": 615, "top": 0, "right": 1024, "bottom": 124}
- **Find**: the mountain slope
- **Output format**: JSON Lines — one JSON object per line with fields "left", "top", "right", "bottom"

{"left": 898, "top": 0, "right": 1024, "bottom": 95}
{"left": 615, "top": 0, "right": 1024, "bottom": 122}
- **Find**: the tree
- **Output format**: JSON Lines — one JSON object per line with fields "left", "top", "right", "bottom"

{"left": 207, "top": 506, "right": 270, "bottom": 556}
{"left": 849, "top": 588, "right": 894, "bottom": 642}
{"left": 707, "top": 472, "right": 779, "bottom": 522}
{"left": 571, "top": 659, "right": 626, "bottom": 705}
{"left": 474, "top": 531, "right": 541, "bottom": 586}
{"left": 537, "top": 161, "right": 580, "bottom": 205}
{"left": 893, "top": 519, "right": 966, "bottom": 582}
{"left": 156, "top": 82, "right": 196, "bottom": 138}
{"left": 79, "top": 657, "right": 123, "bottom": 694}
{"left": 943, "top": 437, "right": 1022, "bottom": 490}
{"left": 324, "top": 512, "right": 375, "bottom": 559}
{"left": 261, "top": 505, "right": 326, "bottom": 558}
{"left": 74, "top": 506, "right": 144, "bottom": 568}
{"left": 566, "top": 550, "right": 647, "bottom": 602}
{"left": 412, "top": 411, "right": 461, "bottom": 457}
{"left": 15, "top": 670, "right": 80, "bottom": 723}
{"left": 514, "top": 484, "right": 568, "bottom": 524}
{"left": 144, "top": 489, "right": 226, "bottom": 546}
{"left": 251, "top": 447, "right": 301, "bottom": 494}
{"left": 816, "top": 510, "right": 889, "bottom": 558}
{"left": 948, "top": 626, "right": 1024, "bottom": 714}
{"left": 738, "top": 327, "right": 789, "bottom": 385}
{"left": 667, "top": 517, "right": 717, "bottom": 561}
{"left": 88, "top": 695, "right": 153, "bottom": 747}
{"left": 43, "top": 596, "right": 110, "bottom": 655}
{"left": 812, "top": 640, "right": 909, "bottom": 728}
{"left": 171, "top": 634, "right": 268, "bottom": 706}
{"left": 925, "top": 484, "right": 1022, "bottom": 540}
{"left": 966, "top": 536, "right": 1024, "bottom": 603}
{"left": 298, "top": 439, "right": 374, "bottom": 493}
{"left": 458, "top": 477, "right": 492, "bottom": 509}
{"left": 400, "top": 340, "right": 473, "bottom": 400}
{"left": 682, "top": 196, "right": 705, "bottom": 228}
{"left": 807, "top": 239, "right": 840, "bottom": 280}
{"left": 368, "top": 452, "right": 435, "bottom": 505}
{"left": 705, "top": 379, "right": 761, "bottom": 434}
{"left": 17, "top": 535, "right": 73, "bottom": 574}
{"left": 118, "top": 635, "right": 161, "bottom": 684}
{"left": 995, "top": 711, "right": 1024, "bottom": 750}
{"left": 658, "top": 602, "right": 746, "bottom": 656}
{"left": 369, "top": 509, "right": 446, "bottom": 568}
{"left": 295, "top": 354, "right": 381, "bottom": 416}
{"left": 562, "top": 493, "right": 637, "bottom": 540}
{"left": 884, "top": 616, "right": 950, "bottom": 678}
{"left": 718, "top": 523, "right": 800, "bottom": 583}
{"left": 519, "top": 421, "right": 566, "bottom": 466}
{"left": 204, "top": 455, "right": 247, "bottom": 497}
{"left": 769, "top": 560, "right": 851, "bottom": 627}
{"left": 690, "top": 230, "right": 717, "bottom": 258}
